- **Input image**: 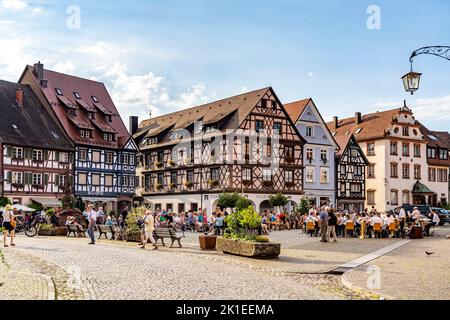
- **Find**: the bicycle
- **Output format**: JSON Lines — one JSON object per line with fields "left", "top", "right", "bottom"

{"left": 14, "top": 215, "right": 43, "bottom": 237}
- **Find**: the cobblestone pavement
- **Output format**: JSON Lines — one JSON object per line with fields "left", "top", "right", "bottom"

{"left": 342, "top": 225, "right": 450, "bottom": 300}
{"left": 0, "top": 232, "right": 377, "bottom": 300}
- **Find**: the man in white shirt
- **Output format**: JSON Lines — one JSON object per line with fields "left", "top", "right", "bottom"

{"left": 87, "top": 205, "right": 97, "bottom": 245}
{"left": 141, "top": 210, "right": 157, "bottom": 250}
{"left": 411, "top": 207, "right": 421, "bottom": 221}
{"left": 425, "top": 211, "right": 440, "bottom": 236}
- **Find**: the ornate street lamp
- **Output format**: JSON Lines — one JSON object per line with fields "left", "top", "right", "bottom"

{"left": 402, "top": 46, "right": 450, "bottom": 94}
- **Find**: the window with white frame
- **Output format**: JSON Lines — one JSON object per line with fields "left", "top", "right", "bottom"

{"left": 79, "top": 149, "right": 87, "bottom": 161}
{"left": 32, "top": 173, "right": 42, "bottom": 185}
{"left": 390, "top": 190, "right": 399, "bottom": 205}
{"left": 59, "top": 175, "right": 66, "bottom": 187}
{"left": 33, "top": 149, "right": 43, "bottom": 161}
{"left": 320, "top": 149, "right": 328, "bottom": 161}
{"left": 306, "top": 148, "right": 313, "bottom": 160}
{"left": 12, "top": 147, "right": 23, "bottom": 159}
{"left": 306, "top": 167, "right": 314, "bottom": 183}
{"left": 367, "top": 190, "right": 375, "bottom": 205}
{"left": 122, "top": 176, "right": 128, "bottom": 186}
{"left": 242, "top": 168, "right": 252, "bottom": 181}
{"left": 306, "top": 126, "right": 313, "bottom": 137}
{"left": 262, "top": 169, "right": 273, "bottom": 182}
{"left": 285, "top": 170, "right": 293, "bottom": 183}
{"left": 320, "top": 167, "right": 329, "bottom": 184}
{"left": 60, "top": 152, "right": 69, "bottom": 163}
{"left": 402, "top": 190, "right": 410, "bottom": 205}
{"left": 12, "top": 172, "right": 23, "bottom": 184}
{"left": 106, "top": 152, "right": 113, "bottom": 164}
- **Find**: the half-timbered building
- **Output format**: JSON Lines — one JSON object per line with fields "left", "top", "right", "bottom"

{"left": 333, "top": 134, "right": 369, "bottom": 211}
{"left": 132, "top": 87, "right": 306, "bottom": 213}
{"left": 0, "top": 79, "right": 74, "bottom": 207}
{"left": 19, "top": 62, "right": 137, "bottom": 213}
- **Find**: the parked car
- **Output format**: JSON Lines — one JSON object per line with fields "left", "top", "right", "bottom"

{"left": 389, "top": 205, "right": 449, "bottom": 226}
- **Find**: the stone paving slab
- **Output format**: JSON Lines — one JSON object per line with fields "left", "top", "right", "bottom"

{"left": 342, "top": 226, "right": 450, "bottom": 300}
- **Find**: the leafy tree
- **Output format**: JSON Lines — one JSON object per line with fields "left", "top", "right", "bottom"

{"left": 298, "top": 198, "right": 310, "bottom": 214}
{"left": 269, "top": 193, "right": 288, "bottom": 209}
{"left": 236, "top": 197, "right": 251, "bottom": 211}
{"left": 0, "top": 197, "right": 11, "bottom": 208}
{"left": 217, "top": 192, "right": 240, "bottom": 210}
{"left": 239, "top": 206, "right": 262, "bottom": 231}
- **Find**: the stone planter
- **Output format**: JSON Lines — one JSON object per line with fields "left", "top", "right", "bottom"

{"left": 199, "top": 234, "right": 217, "bottom": 250}
{"left": 38, "top": 229, "right": 56, "bottom": 236}
{"left": 126, "top": 230, "right": 142, "bottom": 242}
{"left": 216, "top": 237, "right": 280, "bottom": 259}
{"left": 55, "top": 227, "right": 68, "bottom": 236}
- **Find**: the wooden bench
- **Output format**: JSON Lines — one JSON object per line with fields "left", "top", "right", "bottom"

{"left": 98, "top": 225, "right": 113, "bottom": 239}
{"left": 154, "top": 228, "right": 182, "bottom": 248}
{"left": 67, "top": 224, "right": 86, "bottom": 237}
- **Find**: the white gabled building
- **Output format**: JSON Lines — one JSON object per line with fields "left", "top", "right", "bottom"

{"left": 285, "top": 99, "right": 339, "bottom": 208}
{"left": 328, "top": 103, "right": 448, "bottom": 213}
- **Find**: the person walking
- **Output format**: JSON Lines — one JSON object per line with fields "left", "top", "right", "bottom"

{"left": 87, "top": 205, "right": 97, "bottom": 245}
{"left": 214, "top": 212, "right": 225, "bottom": 236}
{"left": 2, "top": 204, "right": 16, "bottom": 247}
{"left": 327, "top": 210, "right": 338, "bottom": 242}
{"left": 319, "top": 206, "right": 329, "bottom": 242}
{"left": 141, "top": 210, "right": 157, "bottom": 250}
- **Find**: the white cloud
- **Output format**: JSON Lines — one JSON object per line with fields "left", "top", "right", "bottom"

{"left": 413, "top": 95, "right": 450, "bottom": 122}
{"left": 98, "top": 62, "right": 211, "bottom": 123}
{"left": 308, "top": 72, "right": 315, "bottom": 78}
{"left": 52, "top": 60, "right": 76, "bottom": 74}
{"left": 1, "top": 0, "right": 27, "bottom": 10}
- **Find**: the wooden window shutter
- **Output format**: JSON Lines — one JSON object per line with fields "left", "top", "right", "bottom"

{"left": 25, "top": 173, "right": 32, "bottom": 185}
{"left": 24, "top": 148, "right": 32, "bottom": 159}
{"left": 6, "top": 146, "right": 12, "bottom": 158}
{"left": 55, "top": 151, "right": 60, "bottom": 162}
{"left": 44, "top": 174, "right": 49, "bottom": 185}
{"left": 54, "top": 174, "right": 59, "bottom": 186}
{"left": 6, "top": 171, "right": 12, "bottom": 183}
{"left": 69, "top": 175, "right": 74, "bottom": 187}
{"left": 44, "top": 150, "right": 49, "bottom": 161}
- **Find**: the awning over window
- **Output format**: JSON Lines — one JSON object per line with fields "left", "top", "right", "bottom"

{"left": 32, "top": 198, "right": 61, "bottom": 208}
{"left": 412, "top": 180, "right": 435, "bottom": 195}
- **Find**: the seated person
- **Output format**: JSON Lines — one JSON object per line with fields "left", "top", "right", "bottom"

{"left": 424, "top": 210, "right": 440, "bottom": 236}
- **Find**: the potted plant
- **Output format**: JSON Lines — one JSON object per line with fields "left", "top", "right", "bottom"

{"left": 124, "top": 206, "right": 145, "bottom": 242}
{"left": 169, "top": 182, "right": 176, "bottom": 190}
{"left": 38, "top": 223, "right": 56, "bottom": 236}
{"left": 208, "top": 179, "right": 219, "bottom": 188}
{"left": 184, "top": 181, "right": 193, "bottom": 189}
{"left": 216, "top": 206, "right": 281, "bottom": 259}
{"left": 154, "top": 161, "right": 163, "bottom": 169}
{"left": 155, "top": 183, "right": 163, "bottom": 191}
{"left": 168, "top": 159, "right": 176, "bottom": 167}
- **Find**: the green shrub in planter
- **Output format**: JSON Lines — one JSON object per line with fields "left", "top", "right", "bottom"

{"left": 255, "top": 236, "right": 269, "bottom": 243}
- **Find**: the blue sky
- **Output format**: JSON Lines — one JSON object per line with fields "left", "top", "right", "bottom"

{"left": 1, "top": 0, "right": 449, "bottom": 131}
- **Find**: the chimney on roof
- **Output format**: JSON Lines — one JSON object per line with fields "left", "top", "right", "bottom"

{"left": 16, "top": 86, "right": 23, "bottom": 109}
{"left": 333, "top": 116, "right": 339, "bottom": 129}
{"left": 33, "top": 61, "right": 44, "bottom": 80}
{"left": 129, "top": 116, "right": 139, "bottom": 135}
{"left": 355, "top": 112, "right": 362, "bottom": 125}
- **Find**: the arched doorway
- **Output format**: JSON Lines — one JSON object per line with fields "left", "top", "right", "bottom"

{"left": 259, "top": 200, "right": 272, "bottom": 213}
{"left": 285, "top": 200, "right": 297, "bottom": 213}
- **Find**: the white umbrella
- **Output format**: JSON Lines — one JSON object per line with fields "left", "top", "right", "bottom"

{"left": 12, "top": 204, "right": 36, "bottom": 212}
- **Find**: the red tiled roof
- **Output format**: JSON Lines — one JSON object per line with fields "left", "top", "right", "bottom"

{"left": 326, "top": 108, "right": 405, "bottom": 141}
{"left": 22, "top": 65, "right": 130, "bottom": 149}
{"left": 284, "top": 98, "right": 311, "bottom": 123}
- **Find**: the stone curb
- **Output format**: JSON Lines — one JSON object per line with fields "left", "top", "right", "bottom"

{"left": 42, "top": 275, "right": 56, "bottom": 300}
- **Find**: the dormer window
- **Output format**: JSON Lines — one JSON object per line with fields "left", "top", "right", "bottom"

{"left": 55, "top": 88, "right": 63, "bottom": 96}
{"left": 92, "top": 96, "right": 99, "bottom": 103}
{"left": 104, "top": 133, "right": 114, "bottom": 141}
{"left": 68, "top": 109, "right": 77, "bottom": 117}
{"left": 80, "top": 130, "right": 90, "bottom": 138}
{"left": 105, "top": 115, "right": 112, "bottom": 122}
{"left": 87, "top": 112, "right": 95, "bottom": 120}
{"left": 73, "top": 92, "right": 81, "bottom": 99}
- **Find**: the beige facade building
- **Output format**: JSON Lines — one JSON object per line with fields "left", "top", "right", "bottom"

{"left": 328, "top": 104, "right": 449, "bottom": 213}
